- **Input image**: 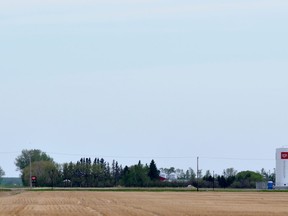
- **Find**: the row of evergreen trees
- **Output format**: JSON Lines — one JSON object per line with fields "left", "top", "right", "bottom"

{"left": 62, "top": 157, "right": 122, "bottom": 187}
{"left": 62, "top": 158, "right": 162, "bottom": 187}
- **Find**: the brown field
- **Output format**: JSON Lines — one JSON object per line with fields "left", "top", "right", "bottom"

{"left": 0, "top": 190, "right": 288, "bottom": 216}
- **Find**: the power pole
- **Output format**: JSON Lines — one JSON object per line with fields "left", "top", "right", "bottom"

{"left": 213, "top": 170, "right": 215, "bottom": 191}
{"left": 197, "top": 156, "right": 199, "bottom": 191}
{"left": 29, "top": 154, "right": 32, "bottom": 188}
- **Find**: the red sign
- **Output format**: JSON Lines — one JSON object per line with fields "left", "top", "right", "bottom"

{"left": 31, "top": 176, "right": 37, "bottom": 180}
{"left": 281, "top": 152, "right": 288, "bottom": 159}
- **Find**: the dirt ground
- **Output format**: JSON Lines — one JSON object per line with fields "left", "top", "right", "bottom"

{"left": 0, "top": 190, "right": 287, "bottom": 216}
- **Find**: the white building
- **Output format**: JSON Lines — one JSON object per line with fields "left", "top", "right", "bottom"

{"left": 275, "top": 147, "right": 288, "bottom": 188}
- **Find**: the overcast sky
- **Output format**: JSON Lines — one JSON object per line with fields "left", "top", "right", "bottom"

{"left": 1, "top": 0, "right": 288, "bottom": 177}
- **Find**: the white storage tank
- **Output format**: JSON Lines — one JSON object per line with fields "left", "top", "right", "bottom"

{"left": 275, "top": 147, "right": 288, "bottom": 187}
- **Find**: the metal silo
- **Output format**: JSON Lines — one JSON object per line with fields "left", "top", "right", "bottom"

{"left": 275, "top": 147, "right": 288, "bottom": 188}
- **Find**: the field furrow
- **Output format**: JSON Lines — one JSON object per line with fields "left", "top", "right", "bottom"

{"left": 0, "top": 191, "right": 288, "bottom": 216}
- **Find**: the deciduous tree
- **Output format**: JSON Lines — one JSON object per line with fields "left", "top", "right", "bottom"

{"left": 22, "top": 160, "right": 60, "bottom": 187}
{"left": 0, "top": 166, "right": 5, "bottom": 183}
{"left": 233, "top": 170, "right": 263, "bottom": 188}
{"left": 15, "top": 149, "right": 54, "bottom": 171}
{"left": 15, "top": 149, "right": 55, "bottom": 186}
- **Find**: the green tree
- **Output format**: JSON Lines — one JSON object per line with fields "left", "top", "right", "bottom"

{"left": 120, "top": 161, "right": 150, "bottom": 187}
{"left": 62, "top": 162, "right": 73, "bottom": 187}
{"left": 233, "top": 170, "right": 263, "bottom": 188}
{"left": 111, "top": 160, "right": 121, "bottom": 186}
{"left": 204, "top": 170, "right": 211, "bottom": 178}
{"left": 65, "top": 157, "right": 116, "bottom": 187}
{"left": 202, "top": 170, "right": 214, "bottom": 188}
{"left": 91, "top": 162, "right": 102, "bottom": 187}
{"left": 216, "top": 168, "right": 237, "bottom": 189}
{"left": 15, "top": 149, "right": 54, "bottom": 171}
{"left": 0, "top": 166, "right": 5, "bottom": 184}
{"left": 148, "top": 160, "right": 160, "bottom": 181}
{"left": 218, "top": 168, "right": 236, "bottom": 188}
{"left": 22, "top": 160, "right": 60, "bottom": 187}
{"left": 15, "top": 149, "right": 55, "bottom": 186}
{"left": 218, "top": 175, "right": 228, "bottom": 188}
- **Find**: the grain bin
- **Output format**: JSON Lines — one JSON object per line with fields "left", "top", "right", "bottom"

{"left": 275, "top": 147, "right": 288, "bottom": 188}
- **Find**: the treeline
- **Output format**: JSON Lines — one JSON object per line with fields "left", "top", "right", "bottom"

{"left": 196, "top": 168, "right": 275, "bottom": 189}
{"left": 16, "top": 149, "right": 164, "bottom": 187}
{"left": 62, "top": 157, "right": 121, "bottom": 187}
{"left": 21, "top": 157, "right": 164, "bottom": 187}
{"left": 15, "top": 149, "right": 275, "bottom": 188}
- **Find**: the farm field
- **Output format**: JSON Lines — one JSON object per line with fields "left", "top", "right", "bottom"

{"left": 0, "top": 190, "right": 288, "bottom": 216}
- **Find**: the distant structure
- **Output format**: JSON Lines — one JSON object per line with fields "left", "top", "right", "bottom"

{"left": 275, "top": 147, "right": 288, "bottom": 189}
{"left": 159, "top": 172, "right": 178, "bottom": 182}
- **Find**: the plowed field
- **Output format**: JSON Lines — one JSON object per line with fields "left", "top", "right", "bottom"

{"left": 0, "top": 190, "right": 287, "bottom": 216}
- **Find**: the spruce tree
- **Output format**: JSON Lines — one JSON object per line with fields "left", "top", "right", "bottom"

{"left": 148, "top": 159, "right": 160, "bottom": 181}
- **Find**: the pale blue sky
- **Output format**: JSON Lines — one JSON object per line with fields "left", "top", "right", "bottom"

{"left": 1, "top": 0, "right": 287, "bottom": 177}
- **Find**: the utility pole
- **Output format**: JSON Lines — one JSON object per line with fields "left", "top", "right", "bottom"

{"left": 213, "top": 170, "right": 215, "bottom": 191}
{"left": 29, "top": 154, "right": 32, "bottom": 188}
{"left": 197, "top": 156, "right": 199, "bottom": 191}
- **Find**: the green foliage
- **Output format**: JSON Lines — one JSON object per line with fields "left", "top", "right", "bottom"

{"left": 22, "top": 160, "right": 61, "bottom": 187}
{"left": 15, "top": 149, "right": 55, "bottom": 187}
{"left": 217, "top": 175, "right": 235, "bottom": 188}
{"left": 120, "top": 161, "right": 150, "bottom": 187}
{"left": 15, "top": 149, "right": 54, "bottom": 171}
{"left": 60, "top": 157, "right": 120, "bottom": 187}
{"left": 13, "top": 149, "right": 272, "bottom": 189}
{"left": 111, "top": 160, "right": 121, "bottom": 186}
{"left": 148, "top": 160, "right": 160, "bottom": 181}
{"left": 0, "top": 166, "right": 5, "bottom": 178}
{"left": 202, "top": 170, "right": 214, "bottom": 188}
{"left": 0, "top": 166, "right": 5, "bottom": 184}
{"left": 232, "top": 170, "right": 264, "bottom": 188}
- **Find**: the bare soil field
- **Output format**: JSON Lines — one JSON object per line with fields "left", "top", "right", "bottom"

{"left": 0, "top": 190, "right": 287, "bottom": 216}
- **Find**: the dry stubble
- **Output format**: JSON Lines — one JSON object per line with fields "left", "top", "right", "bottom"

{"left": 0, "top": 191, "right": 287, "bottom": 216}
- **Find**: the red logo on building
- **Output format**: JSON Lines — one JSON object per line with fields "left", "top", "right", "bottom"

{"left": 281, "top": 152, "right": 288, "bottom": 159}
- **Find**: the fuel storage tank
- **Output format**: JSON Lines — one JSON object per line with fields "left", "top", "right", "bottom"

{"left": 275, "top": 147, "right": 288, "bottom": 187}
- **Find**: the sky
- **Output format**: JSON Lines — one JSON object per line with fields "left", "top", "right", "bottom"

{"left": 0, "top": 0, "right": 288, "bottom": 177}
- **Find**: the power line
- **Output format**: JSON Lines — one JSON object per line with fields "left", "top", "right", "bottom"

{"left": 0, "top": 151, "right": 20, "bottom": 154}
{"left": 200, "top": 156, "right": 274, "bottom": 161}
{"left": 0, "top": 151, "right": 274, "bottom": 161}
{"left": 46, "top": 152, "right": 274, "bottom": 161}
